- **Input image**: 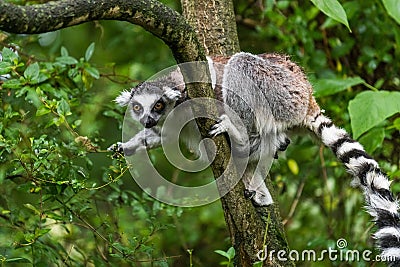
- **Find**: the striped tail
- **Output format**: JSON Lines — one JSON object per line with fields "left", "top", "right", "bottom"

{"left": 306, "top": 111, "right": 400, "bottom": 265}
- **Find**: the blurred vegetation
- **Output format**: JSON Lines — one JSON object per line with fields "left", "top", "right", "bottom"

{"left": 0, "top": 0, "right": 399, "bottom": 266}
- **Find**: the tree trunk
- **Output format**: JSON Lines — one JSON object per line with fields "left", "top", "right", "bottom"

{"left": 181, "top": 1, "right": 293, "bottom": 266}
{"left": 181, "top": 0, "right": 240, "bottom": 56}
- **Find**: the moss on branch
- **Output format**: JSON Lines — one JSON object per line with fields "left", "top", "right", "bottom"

{"left": 0, "top": 0, "right": 204, "bottom": 63}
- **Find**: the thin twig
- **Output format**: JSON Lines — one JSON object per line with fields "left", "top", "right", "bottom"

{"left": 282, "top": 177, "right": 306, "bottom": 226}
{"left": 56, "top": 198, "right": 181, "bottom": 263}
{"left": 319, "top": 144, "right": 333, "bottom": 212}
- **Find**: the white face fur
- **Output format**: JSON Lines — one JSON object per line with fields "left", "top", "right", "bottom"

{"left": 115, "top": 85, "right": 177, "bottom": 129}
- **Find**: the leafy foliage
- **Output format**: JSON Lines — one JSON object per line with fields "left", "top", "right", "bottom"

{"left": 349, "top": 91, "right": 400, "bottom": 139}
{"left": 215, "top": 247, "right": 235, "bottom": 267}
{"left": 1, "top": 0, "right": 400, "bottom": 266}
{"left": 382, "top": 0, "right": 400, "bottom": 24}
{"left": 311, "top": 0, "right": 351, "bottom": 31}
{"left": 0, "top": 43, "right": 188, "bottom": 265}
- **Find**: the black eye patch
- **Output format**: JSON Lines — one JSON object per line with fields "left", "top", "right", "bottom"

{"left": 152, "top": 100, "right": 165, "bottom": 113}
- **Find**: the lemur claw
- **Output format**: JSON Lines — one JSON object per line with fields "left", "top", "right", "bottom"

{"left": 278, "top": 137, "right": 291, "bottom": 151}
{"left": 209, "top": 114, "right": 230, "bottom": 137}
{"left": 107, "top": 142, "right": 124, "bottom": 153}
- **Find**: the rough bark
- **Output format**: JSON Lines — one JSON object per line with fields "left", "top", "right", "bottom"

{"left": 0, "top": 0, "right": 293, "bottom": 266}
{"left": 181, "top": 0, "right": 240, "bottom": 56}
{"left": 181, "top": 1, "right": 293, "bottom": 266}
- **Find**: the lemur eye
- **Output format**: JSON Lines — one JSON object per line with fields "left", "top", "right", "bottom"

{"left": 153, "top": 101, "right": 165, "bottom": 112}
{"left": 132, "top": 104, "right": 142, "bottom": 112}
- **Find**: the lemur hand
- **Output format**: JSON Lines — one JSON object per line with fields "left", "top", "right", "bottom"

{"left": 107, "top": 142, "right": 123, "bottom": 153}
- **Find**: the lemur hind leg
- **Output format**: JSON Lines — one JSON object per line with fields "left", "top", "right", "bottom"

{"left": 209, "top": 115, "right": 274, "bottom": 206}
{"left": 242, "top": 161, "right": 274, "bottom": 206}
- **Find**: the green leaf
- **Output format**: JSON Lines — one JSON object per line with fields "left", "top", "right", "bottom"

{"left": 0, "top": 61, "right": 13, "bottom": 75}
{"left": 1, "top": 47, "right": 19, "bottom": 63}
{"left": 313, "top": 77, "right": 364, "bottom": 97}
{"left": 311, "top": 0, "right": 351, "bottom": 32}
{"left": 57, "top": 99, "right": 71, "bottom": 117}
{"left": 36, "top": 106, "right": 51, "bottom": 116}
{"left": 103, "top": 110, "right": 122, "bottom": 120}
{"left": 73, "top": 119, "right": 82, "bottom": 127}
{"left": 215, "top": 250, "right": 230, "bottom": 259}
{"left": 38, "top": 31, "right": 58, "bottom": 46}
{"left": 47, "top": 212, "right": 64, "bottom": 221}
{"left": 382, "top": 0, "right": 400, "bottom": 25}
{"left": 23, "top": 203, "right": 40, "bottom": 215}
{"left": 358, "top": 126, "right": 385, "bottom": 154}
{"left": 56, "top": 56, "right": 78, "bottom": 65}
{"left": 6, "top": 257, "right": 31, "bottom": 263}
{"left": 35, "top": 228, "right": 51, "bottom": 238}
{"left": 226, "top": 247, "right": 235, "bottom": 259}
{"left": 24, "top": 62, "right": 40, "bottom": 81}
{"left": 25, "top": 88, "right": 41, "bottom": 107}
{"left": 85, "top": 42, "right": 95, "bottom": 61}
{"left": 60, "top": 46, "right": 69, "bottom": 57}
{"left": 348, "top": 91, "right": 400, "bottom": 139}
{"left": 392, "top": 117, "right": 400, "bottom": 130}
{"left": 2, "top": 79, "right": 21, "bottom": 89}
{"left": 84, "top": 66, "right": 100, "bottom": 79}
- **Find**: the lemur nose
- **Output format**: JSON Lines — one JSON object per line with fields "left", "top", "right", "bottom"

{"left": 144, "top": 117, "right": 157, "bottom": 128}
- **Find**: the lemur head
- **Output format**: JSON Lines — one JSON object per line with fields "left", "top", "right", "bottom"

{"left": 115, "top": 69, "right": 185, "bottom": 128}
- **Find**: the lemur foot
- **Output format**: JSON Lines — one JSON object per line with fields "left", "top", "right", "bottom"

{"left": 252, "top": 192, "right": 274, "bottom": 206}
{"left": 244, "top": 189, "right": 273, "bottom": 206}
{"left": 209, "top": 114, "right": 231, "bottom": 137}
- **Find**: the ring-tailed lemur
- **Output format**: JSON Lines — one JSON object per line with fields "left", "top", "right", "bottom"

{"left": 109, "top": 52, "right": 400, "bottom": 264}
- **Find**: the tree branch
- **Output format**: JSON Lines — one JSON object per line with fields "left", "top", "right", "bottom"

{"left": 181, "top": 1, "right": 293, "bottom": 266}
{"left": 0, "top": 0, "right": 204, "bottom": 63}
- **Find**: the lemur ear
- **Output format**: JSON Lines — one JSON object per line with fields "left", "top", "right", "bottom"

{"left": 114, "top": 90, "right": 132, "bottom": 107}
{"left": 169, "top": 68, "right": 185, "bottom": 92}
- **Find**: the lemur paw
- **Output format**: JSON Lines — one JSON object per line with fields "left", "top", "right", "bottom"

{"left": 164, "top": 87, "right": 181, "bottom": 101}
{"left": 244, "top": 189, "right": 256, "bottom": 199}
{"left": 252, "top": 192, "right": 274, "bottom": 206}
{"left": 209, "top": 114, "right": 231, "bottom": 137}
{"left": 107, "top": 142, "right": 123, "bottom": 156}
